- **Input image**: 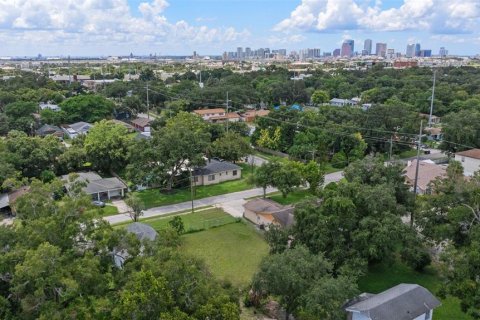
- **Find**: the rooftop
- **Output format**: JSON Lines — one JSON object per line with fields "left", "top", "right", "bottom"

{"left": 193, "top": 108, "right": 226, "bottom": 115}
{"left": 127, "top": 222, "right": 158, "bottom": 241}
{"left": 131, "top": 117, "right": 152, "bottom": 127}
{"left": 193, "top": 159, "right": 241, "bottom": 176}
{"left": 345, "top": 284, "right": 441, "bottom": 320}
{"left": 404, "top": 160, "right": 446, "bottom": 191}
{"left": 456, "top": 148, "right": 480, "bottom": 160}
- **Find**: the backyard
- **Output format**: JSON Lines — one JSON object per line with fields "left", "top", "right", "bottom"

{"left": 359, "top": 260, "right": 471, "bottom": 320}
{"left": 136, "top": 163, "right": 255, "bottom": 208}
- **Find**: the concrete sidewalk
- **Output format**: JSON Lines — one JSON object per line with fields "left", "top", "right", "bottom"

{"left": 104, "top": 171, "right": 344, "bottom": 225}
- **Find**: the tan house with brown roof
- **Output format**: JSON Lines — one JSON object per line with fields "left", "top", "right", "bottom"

{"left": 455, "top": 149, "right": 480, "bottom": 176}
{"left": 404, "top": 160, "right": 446, "bottom": 194}
{"left": 243, "top": 198, "right": 294, "bottom": 228}
{"left": 193, "top": 108, "right": 226, "bottom": 121}
{"left": 242, "top": 110, "right": 270, "bottom": 122}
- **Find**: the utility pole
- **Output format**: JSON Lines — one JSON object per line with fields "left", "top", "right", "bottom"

{"left": 389, "top": 136, "right": 393, "bottom": 161}
{"left": 428, "top": 70, "right": 436, "bottom": 128}
{"left": 226, "top": 91, "right": 229, "bottom": 133}
{"left": 190, "top": 169, "right": 195, "bottom": 213}
{"left": 146, "top": 82, "right": 150, "bottom": 120}
{"left": 411, "top": 120, "right": 424, "bottom": 227}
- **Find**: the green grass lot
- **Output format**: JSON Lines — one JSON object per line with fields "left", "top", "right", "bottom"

{"left": 182, "top": 221, "right": 269, "bottom": 288}
{"left": 253, "top": 150, "right": 281, "bottom": 162}
{"left": 136, "top": 163, "right": 254, "bottom": 209}
{"left": 398, "top": 149, "right": 418, "bottom": 159}
{"left": 86, "top": 205, "right": 118, "bottom": 217}
{"left": 359, "top": 261, "right": 472, "bottom": 320}
{"left": 143, "top": 208, "right": 237, "bottom": 233}
{"left": 268, "top": 189, "right": 313, "bottom": 205}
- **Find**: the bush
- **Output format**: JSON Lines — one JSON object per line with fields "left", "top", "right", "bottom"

{"left": 401, "top": 246, "right": 432, "bottom": 271}
{"left": 331, "top": 151, "right": 347, "bottom": 169}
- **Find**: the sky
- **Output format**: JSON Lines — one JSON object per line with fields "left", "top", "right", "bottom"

{"left": 0, "top": 0, "right": 479, "bottom": 57}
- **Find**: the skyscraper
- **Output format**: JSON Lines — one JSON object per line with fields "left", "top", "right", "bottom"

{"left": 364, "top": 39, "right": 372, "bottom": 55}
{"left": 341, "top": 39, "right": 354, "bottom": 57}
{"left": 376, "top": 43, "right": 387, "bottom": 57}
{"left": 439, "top": 47, "right": 448, "bottom": 57}
{"left": 406, "top": 44, "right": 415, "bottom": 58}
{"left": 245, "top": 47, "right": 251, "bottom": 59}
{"left": 237, "top": 47, "right": 243, "bottom": 60}
{"left": 333, "top": 49, "right": 341, "bottom": 57}
{"left": 415, "top": 43, "right": 421, "bottom": 57}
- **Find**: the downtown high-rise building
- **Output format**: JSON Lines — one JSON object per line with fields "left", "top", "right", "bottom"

{"left": 376, "top": 43, "right": 387, "bottom": 57}
{"left": 415, "top": 43, "right": 421, "bottom": 57}
{"left": 237, "top": 47, "right": 243, "bottom": 60}
{"left": 439, "top": 47, "right": 448, "bottom": 57}
{"left": 245, "top": 47, "right": 251, "bottom": 59}
{"left": 341, "top": 39, "right": 355, "bottom": 57}
{"left": 406, "top": 44, "right": 415, "bottom": 58}
{"left": 363, "top": 39, "right": 372, "bottom": 55}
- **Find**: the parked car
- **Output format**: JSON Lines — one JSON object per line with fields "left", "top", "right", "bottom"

{"left": 92, "top": 200, "right": 106, "bottom": 208}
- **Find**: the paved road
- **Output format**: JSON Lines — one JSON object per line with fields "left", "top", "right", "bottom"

{"left": 104, "top": 170, "right": 344, "bottom": 225}
{"left": 246, "top": 155, "right": 268, "bottom": 167}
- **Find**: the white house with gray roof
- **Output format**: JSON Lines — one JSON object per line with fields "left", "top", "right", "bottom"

{"left": 345, "top": 284, "right": 441, "bottom": 320}
{"left": 62, "top": 122, "right": 93, "bottom": 139}
{"left": 193, "top": 159, "right": 242, "bottom": 186}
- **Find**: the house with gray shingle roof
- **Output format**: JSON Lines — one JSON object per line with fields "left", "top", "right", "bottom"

{"left": 193, "top": 159, "right": 242, "bottom": 186}
{"left": 243, "top": 198, "right": 294, "bottom": 228}
{"left": 344, "top": 283, "right": 441, "bottom": 320}
{"left": 62, "top": 122, "right": 93, "bottom": 139}
{"left": 62, "top": 172, "right": 128, "bottom": 201}
{"left": 36, "top": 124, "right": 64, "bottom": 138}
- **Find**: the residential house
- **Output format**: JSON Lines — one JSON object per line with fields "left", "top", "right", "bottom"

{"left": 329, "top": 98, "right": 357, "bottom": 107}
{"left": 193, "top": 159, "right": 241, "bottom": 186}
{"left": 62, "top": 172, "right": 128, "bottom": 201}
{"left": 36, "top": 124, "right": 64, "bottom": 138}
{"left": 210, "top": 112, "right": 242, "bottom": 123}
{"left": 424, "top": 127, "right": 443, "bottom": 141}
{"left": 455, "top": 149, "right": 480, "bottom": 176}
{"left": 39, "top": 102, "right": 60, "bottom": 112}
{"left": 242, "top": 109, "right": 270, "bottom": 122}
{"left": 0, "top": 186, "right": 30, "bottom": 215}
{"left": 243, "top": 198, "right": 294, "bottom": 228}
{"left": 419, "top": 113, "right": 441, "bottom": 125}
{"left": 344, "top": 283, "right": 441, "bottom": 320}
{"left": 404, "top": 160, "right": 446, "bottom": 194}
{"left": 110, "top": 119, "right": 135, "bottom": 132}
{"left": 114, "top": 222, "right": 157, "bottom": 268}
{"left": 62, "top": 122, "right": 93, "bottom": 139}
{"left": 193, "top": 108, "right": 226, "bottom": 121}
{"left": 130, "top": 117, "right": 152, "bottom": 133}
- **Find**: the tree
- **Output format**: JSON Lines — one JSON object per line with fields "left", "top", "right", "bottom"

{"left": 209, "top": 132, "right": 252, "bottom": 163}
{"left": 4, "top": 101, "right": 36, "bottom": 133}
{"left": 254, "top": 160, "right": 281, "bottom": 198}
{"left": 252, "top": 246, "right": 357, "bottom": 320}
{"left": 273, "top": 160, "right": 304, "bottom": 198}
{"left": 168, "top": 216, "right": 185, "bottom": 234}
{"left": 125, "top": 193, "right": 145, "bottom": 222}
{"left": 84, "top": 120, "right": 133, "bottom": 173}
{"left": 311, "top": 90, "right": 330, "bottom": 105}
{"left": 127, "top": 112, "right": 210, "bottom": 190}
{"left": 60, "top": 95, "right": 115, "bottom": 123}
{"left": 301, "top": 161, "right": 325, "bottom": 194}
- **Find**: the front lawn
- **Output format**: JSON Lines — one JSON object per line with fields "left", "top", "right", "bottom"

{"left": 359, "top": 261, "right": 472, "bottom": 320}
{"left": 143, "top": 208, "right": 237, "bottom": 233}
{"left": 136, "top": 163, "right": 255, "bottom": 209}
{"left": 182, "top": 221, "right": 269, "bottom": 288}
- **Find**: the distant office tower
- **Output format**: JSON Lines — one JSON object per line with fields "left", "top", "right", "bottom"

{"left": 341, "top": 39, "right": 354, "bottom": 57}
{"left": 237, "top": 47, "right": 243, "bottom": 60}
{"left": 439, "top": 47, "right": 448, "bottom": 57}
{"left": 277, "top": 49, "right": 287, "bottom": 56}
{"left": 376, "top": 43, "right": 387, "bottom": 57}
{"left": 333, "top": 49, "right": 341, "bottom": 57}
{"left": 420, "top": 50, "right": 432, "bottom": 57}
{"left": 406, "top": 44, "right": 415, "bottom": 58}
{"left": 415, "top": 43, "right": 421, "bottom": 57}
{"left": 387, "top": 48, "right": 395, "bottom": 59}
{"left": 245, "top": 47, "right": 251, "bottom": 59}
{"left": 257, "top": 48, "right": 265, "bottom": 59}
{"left": 364, "top": 39, "right": 372, "bottom": 55}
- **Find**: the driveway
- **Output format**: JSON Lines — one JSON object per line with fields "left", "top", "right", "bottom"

{"left": 104, "top": 170, "right": 344, "bottom": 225}
{"left": 246, "top": 155, "right": 268, "bottom": 167}
{"left": 110, "top": 199, "right": 131, "bottom": 214}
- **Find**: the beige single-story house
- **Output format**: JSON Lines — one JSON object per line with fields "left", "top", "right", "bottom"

{"left": 404, "top": 160, "right": 446, "bottom": 195}
{"left": 193, "top": 159, "right": 241, "bottom": 186}
{"left": 243, "top": 198, "right": 294, "bottom": 228}
{"left": 62, "top": 172, "right": 128, "bottom": 201}
{"left": 455, "top": 149, "right": 480, "bottom": 176}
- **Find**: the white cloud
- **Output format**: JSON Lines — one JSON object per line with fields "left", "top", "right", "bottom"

{"left": 275, "top": 0, "right": 480, "bottom": 34}
{"left": 268, "top": 34, "right": 306, "bottom": 45}
{"left": 0, "top": 0, "right": 249, "bottom": 54}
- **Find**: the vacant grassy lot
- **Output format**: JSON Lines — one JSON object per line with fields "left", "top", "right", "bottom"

{"left": 359, "top": 261, "right": 471, "bottom": 320}
{"left": 143, "top": 208, "right": 237, "bottom": 232}
{"left": 182, "top": 221, "right": 269, "bottom": 288}
{"left": 136, "top": 163, "right": 254, "bottom": 208}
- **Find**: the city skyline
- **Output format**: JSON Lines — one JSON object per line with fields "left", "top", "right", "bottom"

{"left": 0, "top": 0, "right": 479, "bottom": 56}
